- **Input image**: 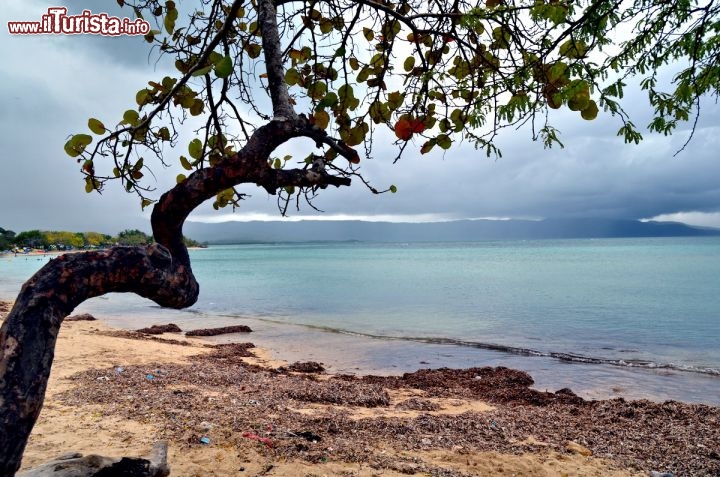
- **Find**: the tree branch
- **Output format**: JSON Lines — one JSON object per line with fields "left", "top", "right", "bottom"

{"left": 258, "top": 0, "right": 298, "bottom": 120}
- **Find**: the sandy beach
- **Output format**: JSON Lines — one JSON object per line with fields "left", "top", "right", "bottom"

{"left": 1, "top": 300, "right": 718, "bottom": 476}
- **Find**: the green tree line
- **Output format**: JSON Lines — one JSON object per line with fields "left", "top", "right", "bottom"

{"left": 0, "top": 227, "right": 204, "bottom": 251}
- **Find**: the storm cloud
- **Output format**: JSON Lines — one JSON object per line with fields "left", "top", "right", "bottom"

{"left": 1, "top": 0, "right": 719, "bottom": 234}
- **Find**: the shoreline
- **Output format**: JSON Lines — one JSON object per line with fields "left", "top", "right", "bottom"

{"left": 2, "top": 301, "right": 719, "bottom": 476}
{"left": 3, "top": 290, "right": 720, "bottom": 406}
{"left": 76, "top": 301, "right": 720, "bottom": 406}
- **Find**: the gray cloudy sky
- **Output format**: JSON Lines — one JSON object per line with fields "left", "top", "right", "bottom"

{"left": 2, "top": 0, "right": 719, "bottom": 235}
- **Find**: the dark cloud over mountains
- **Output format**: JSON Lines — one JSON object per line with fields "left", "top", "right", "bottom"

{"left": 1, "top": 1, "right": 719, "bottom": 233}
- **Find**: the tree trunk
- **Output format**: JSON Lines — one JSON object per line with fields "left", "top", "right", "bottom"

{"left": 0, "top": 246, "right": 196, "bottom": 476}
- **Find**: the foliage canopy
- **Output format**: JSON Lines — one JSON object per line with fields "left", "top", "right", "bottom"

{"left": 64, "top": 0, "right": 720, "bottom": 213}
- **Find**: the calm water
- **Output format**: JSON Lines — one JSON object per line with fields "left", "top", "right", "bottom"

{"left": 2, "top": 237, "right": 719, "bottom": 404}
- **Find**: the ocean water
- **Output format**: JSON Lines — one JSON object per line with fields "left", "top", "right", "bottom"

{"left": 2, "top": 237, "right": 719, "bottom": 404}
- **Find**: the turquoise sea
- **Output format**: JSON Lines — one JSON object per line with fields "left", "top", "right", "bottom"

{"left": 2, "top": 237, "right": 719, "bottom": 404}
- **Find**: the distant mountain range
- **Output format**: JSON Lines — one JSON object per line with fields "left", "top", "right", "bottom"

{"left": 183, "top": 218, "right": 720, "bottom": 244}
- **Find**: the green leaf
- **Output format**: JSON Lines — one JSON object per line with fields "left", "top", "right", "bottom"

{"left": 191, "top": 65, "right": 213, "bottom": 77}
{"left": 136, "top": 89, "right": 151, "bottom": 106}
{"left": 88, "top": 118, "right": 105, "bottom": 135}
{"left": 363, "top": 27, "right": 374, "bottom": 41}
{"left": 491, "top": 27, "right": 510, "bottom": 49}
{"left": 285, "top": 68, "right": 300, "bottom": 86}
{"left": 84, "top": 177, "right": 94, "bottom": 193}
{"left": 244, "top": 43, "right": 262, "bottom": 59}
{"left": 420, "top": 139, "right": 436, "bottom": 154}
{"left": 189, "top": 99, "right": 204, "bottom": 116}
{"left": 156, "top": 126, "right": 171, "bottom": 141}
{"left": 179, "top": 155, "right": 193, "bottom": 170}
{"left": 338, "top": 84, "right": 354, "bottom": 102}
{"left": 436, "top": 134, "right": 452, "bottom": 149}
{"left": 344, "top": 122, "right": 368, "bottom": 146}
{"left": 214, "top": 55, "right": 233, "bottom": 78}
{"left": 369, "top": 101, "right": 390, "bottom": 124}
{"left": 547, "top": 62, "right": 568, "bottom": 84}
{"left": 319, "top": 18, "right": 333, "bottom": 34}
{"left": 176, "top": 173, "right": 187, "bottom": 184}
{"left": 581, "top": 100, "right": 599, "bottom": 120}
{"left": 141, "top": 198, "right": 154, "bottom": 210}
{"left": 387, "top": 91, "right": 404, "bottom": 110}
{"left": 389, "top": 185, "right": 397, "bottom": 193}
{"left": 559, "top": 39, "right": 587, "bottom": 59}
{"left": 64, "top": 134, "right": 93, "bottom": 157}
{"left": 568, "top": 90, "right": 590, "bottom": 111}
{"left": 357, "top": 67, "right": 371, "bottom": 83}
{"left": 208, "top": 51, "right": 223, "bottom": 65}
{"left": 163, "top": 15, "right": 176, "bottom": 34}
{"left": 312, "top": 110, "right": 330, "bottom": 130}
{"left": 318, "top": 92, "right": 338, "bottom": 108}
{"left": 403, "top": 56, "right": 416, "bottom": 72}
{"left": 307, "top": 81, "right": 327, "bottom": 100}
{"left": 188, "top": 138, "right": 203, "bottom": 160}
{"left": 122, "top": 110, "right": 140, "bottom": 127}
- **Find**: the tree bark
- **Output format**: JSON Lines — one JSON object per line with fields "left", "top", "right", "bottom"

{"left": 0, "top": 246, "right": 194, "bottom": 476}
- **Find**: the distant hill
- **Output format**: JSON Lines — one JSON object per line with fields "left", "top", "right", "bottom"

{"left": 183, "top": 218, "right": 720, "bottom": 244}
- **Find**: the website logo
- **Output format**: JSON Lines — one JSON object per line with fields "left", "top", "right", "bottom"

{"left": 8, "top": 7, "right": 151, "bottom": 36}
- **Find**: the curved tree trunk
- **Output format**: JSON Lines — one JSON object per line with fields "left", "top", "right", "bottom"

{"left": 0, "top": 118, "right": 351, "bottom": 476}
{"left": 0, "top": 2, "right": 355, "bottom": 473}
{"left": 0, "top": 244, "right": 197, "bottom": 476}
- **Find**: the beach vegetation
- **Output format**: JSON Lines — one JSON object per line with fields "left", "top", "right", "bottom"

{"left": 3, "top": 0, "right": 720, "bottom": 473}
{"left": 11, "top": 230, "right": 48, "bottom": 250}
{"left": 115, "top": 228, "right": 154, "bottom": 246}
{"left": 0, "top": 228, "right": 203, "bottom": 253}
{"left": 0, "top": 228, "right": 15, "bottom": 250}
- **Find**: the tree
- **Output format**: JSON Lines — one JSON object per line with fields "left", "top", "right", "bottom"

{"left": 42, "top": 231, "right": 86, "bottom": 250}
{"left": 12, "top": 230, "right": 48, "bottom": 250}
{"left": 2, "top": 0, "right": 719, "bottom": 473}
{"left": 83, "top": 231, "right": 113, "bottom": 248}
{"left": 115, "top": 229, "right": 155, "bottom": 246}
{"left": 0, "top": 228, "right": 16, "bottom": 250}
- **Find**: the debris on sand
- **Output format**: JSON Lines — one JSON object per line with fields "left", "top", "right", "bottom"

{"left": 185, "top": 325, "right": 252, "bottom": 336}
{"left": 137, "top": 324, "right": 182, "bottom": 335}
{"left": 58, "top": 349, "right": 720, "bottom": 476}
{"left": 282, "top": 361, "right": 325, "bottom": 373}
{"left": 66, "top": 313, "right": 97, "bottom": 322}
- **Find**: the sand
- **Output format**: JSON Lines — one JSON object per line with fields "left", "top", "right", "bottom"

{"left": 1, "top": 301, "right": 717, "bottom": 476}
